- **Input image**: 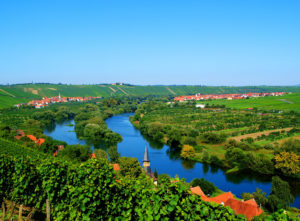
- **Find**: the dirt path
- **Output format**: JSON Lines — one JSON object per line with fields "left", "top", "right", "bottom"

{"left": 108, "top": 87, "right": 117, "bottom": 96}
{"left": 276, "top": 134, "right": 300, "bottom": 145}
{"left": 280, "top": 99, "right": 294, "bottom": 104}
{"left": 0, "top": 88, "right": 16, "bottom": 97}
{"left": 233, "top": 127, "right": 293, "bottom": 141}
{"left": 166, "top": 86, "right": 176, "bottom": 95}
{"left": 118, "top": 87, "right": 129, "bottom": 95}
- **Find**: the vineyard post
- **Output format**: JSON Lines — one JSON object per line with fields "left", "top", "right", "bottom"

{"left": 8, "top": 202, "right": 15, "bottom": 220}
{"left": 18, "top": 204, "right": 23, "bottom": 221}
{"left": 2, "top": 202, "right": 5, "bottom": 220}
{"left": 46, "top": 199, "right": 50, "bottom": 221}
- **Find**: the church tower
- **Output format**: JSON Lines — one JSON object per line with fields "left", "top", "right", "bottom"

{"left": 143, "top": 144, "right": 150, "bottom": 169}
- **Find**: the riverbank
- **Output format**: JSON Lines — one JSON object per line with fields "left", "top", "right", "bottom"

{"left": 45, "top": 113, "right": 299, "bottom": 208}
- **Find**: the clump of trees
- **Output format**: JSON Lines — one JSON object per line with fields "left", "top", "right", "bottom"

{"left": 180, "top": 145, "right": 195, "bottom": 159}
{"left": 190, "top": 178, "right": 217, "bottom": 195}
{"left": 118, "top": 157, "right": 142, "bottom": 178}
{"left": 58, "top": 144, "right": 92, "bottom": 162}
{"left": 74, "top": 104, "right": 123, "bottom": 146}
{"left": 242, "top": 176, "right": 295, "bottom": 212}
{"left": 202, "top": 133, "right": 227, "bottom": 144}
{"left": 274, "top": 152, "right": 300, "bottom": 175}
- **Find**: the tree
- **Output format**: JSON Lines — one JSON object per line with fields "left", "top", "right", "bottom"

{"left": 252, "top": 188, "right": 268, "bottom": 209}
{"left": 241, "top": 193, "right": 254, "bottom": 201}
{"left": 158, "top": 174, "right": 171, "bottom": 185}
{"left": 94, "top": 149, "right": 108, "bottom": 160}
{"left": 58, "top": 144, "right": 91, "bottom": 162}
{"left": 202, "top": 133, "right": 226, "bottom": 144}
{"left": 274, "top": 152, "right": 300, "bottom": 175}
{"left": 154, "top": 168, "right": 158, "bottom": 178}
{"left": 107, "top": 146, "right": 120, "bottom": 163}
{"left": 180, "top": 145, "right": 195, "bottom": 159}
{"left": 190, "top": 178, "right": 216, "bottom": 195}
{"left": 167, "top": 128, "right": 182, "bottom": 148}
{"left": 118, "top": 157, "right": 142, "bottom": 178}
{"left": 225, "top": 147, "right": 247, "bottom": 167}
{"left": 268, "top": 176, "right": 294, "bottom": 211}
{"left": 202, "top": 150, "right": 210, "bottom": 163}
{"left": 183, "top": 137, "right": 197, "bottom": 146}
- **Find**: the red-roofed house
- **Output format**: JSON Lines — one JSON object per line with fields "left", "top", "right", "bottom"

{"left": 91, "top": 153, "right": 96, "bottom": 159}
{"left": 27, "top": 135, "right": 37, "bottom": 142}
{"left": 36, "top": 138, "right": 45, "bottom": 146}
{"left": 15, "top": 129, "right": 25, "bottom": 140}
{"left": 190, "top": 186, "right": 206, "bottom": 198}
{"left": 206, "top": 192, "right": 234, "bottom": 204}
{"left": 112, "top": 164, "right": 120, "bottom": 171}
{"left": 225, "top": 198, "right": 263, "bottom": 220}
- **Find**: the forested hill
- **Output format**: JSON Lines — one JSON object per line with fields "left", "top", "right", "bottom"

{"left": 1, "top": 83, "right": 300, "bottom": 108}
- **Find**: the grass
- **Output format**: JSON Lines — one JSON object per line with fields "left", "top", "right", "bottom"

{"left": 200, "top": 93, "right": 300, "bottom": 112}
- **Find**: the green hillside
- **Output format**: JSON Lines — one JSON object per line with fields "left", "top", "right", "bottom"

{"left": 201, "top": 93, "right": 300, "bottom": 112}
{"left": 1, "top": 83, "right": 300, "bottom": 109}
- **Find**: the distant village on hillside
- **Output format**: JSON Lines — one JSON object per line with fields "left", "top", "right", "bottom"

{"left": 15, "top": 93, "right": 101, "bottom": 108}
{"left": 174, "top": 92, "right": 287, "bottom": 102}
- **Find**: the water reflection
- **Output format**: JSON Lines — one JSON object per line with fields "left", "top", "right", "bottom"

{"left": 181, "top": 159, "right": 196, "bottom": 170}
{"left": 44, "top": 114, "right": 300, "bottom": 208}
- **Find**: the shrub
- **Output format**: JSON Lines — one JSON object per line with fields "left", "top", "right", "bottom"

{"left": 118, "top": 157, "right": 142, "bottom": 178}
{"left": 190, "top": 178, "right": 216, "bottom": 195}
{"left": 94, "top": 149, "right": 108, "bottom": 160}
{"left": 202, "top": 133, "right": 227, "bottom": 144}
{"left": 180, "top": 145, "right": 195, "bottom": 159}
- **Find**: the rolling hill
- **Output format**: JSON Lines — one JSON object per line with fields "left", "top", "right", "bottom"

{"left": 1, "top": 83, "right": 300, "bottom": 109}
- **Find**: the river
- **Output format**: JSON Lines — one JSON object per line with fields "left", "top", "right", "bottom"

{"left": 44, "top": 113, "right": 300, "bottom": 208}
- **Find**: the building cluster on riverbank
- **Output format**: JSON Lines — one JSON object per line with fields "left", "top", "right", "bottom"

{"left": 15, "top": 94, "right": 101, "bottom": 108}
{"left": 191, "top": 186, "right": 263, "bottom": 220}
{"left": 14, "top": 129, "right": 45, "bottom": 146}
{"left": 174, "top": 92, "right": 286, "bottom": 102}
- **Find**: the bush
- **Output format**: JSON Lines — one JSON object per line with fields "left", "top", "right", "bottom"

{"left": 190, "top": 178, "right": 216, "bottom": 195}
{"left": 58, "top": 144, "right": 91, "bottom": 162}
{"left": 158, "top": 174, "right": 171, "bottom": 184}
{"left": 118, "top": 157, "right": 142, "bottom": 178}
{"left": 94, "top": 149, "right": 108, "bottom": 160}
{"left": 202, "top": 133, "right": 227, "bottom": 144}
{"left": 183, "top": 137, "right": 197, "bottom": 146}
{"left": 267, "top": 176, "right": 294, "bottom": 211}
{"left": 180, "top": 145, "right": 195, "bottom": 159}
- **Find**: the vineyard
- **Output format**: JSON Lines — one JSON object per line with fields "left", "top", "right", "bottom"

{"left": 1, "top": 83, "right": 300, "bottom": 109}
{"left": 0, "top": 139, "right": 246, "bottom": 220}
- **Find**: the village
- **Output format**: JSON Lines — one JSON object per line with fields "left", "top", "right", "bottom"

{"left": 15, "top": 93, "right": 101, "bottom": 108}
{"left": 174, "top": 92, "right": 287, "bottom": 102}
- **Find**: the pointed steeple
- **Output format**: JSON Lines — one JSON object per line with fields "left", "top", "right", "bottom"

{"left": 143, "top": 144, "right": 150, "bottom": 162}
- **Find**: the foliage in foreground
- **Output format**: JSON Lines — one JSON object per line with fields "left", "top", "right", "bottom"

{"left": 0, "top": 154, "right": 245, "bottom": 220}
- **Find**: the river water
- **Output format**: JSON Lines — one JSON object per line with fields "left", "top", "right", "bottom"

{"left": 44, "top": 113, "right": 299, "bottom": 208}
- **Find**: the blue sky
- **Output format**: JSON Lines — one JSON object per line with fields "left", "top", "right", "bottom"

{"left": 0, "top": 0, "right": 299, "bottom": 85}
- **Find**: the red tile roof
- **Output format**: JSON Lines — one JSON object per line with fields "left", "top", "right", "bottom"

{"left": 27, "top": 135, "right": 37, "bottom": 141}
{"left": 206, "top": 192, "right": 234, "bottom": 204}
{"left": 112, "top": 164, "right": 120, "bottom": 171}
{"left": 190, "top": 186, "right": 263, "bottom": 219}
{"left": 91, "top": 153, "right": 96, "bottom": 159}
{"left": 225, "top": 198, "right": 263, "bottom": 220}
{"left": 36, "top": 138, "right": 45, "bottom": 146}
{"left": 190, "top": 186, "right": 206, "bottom": 197}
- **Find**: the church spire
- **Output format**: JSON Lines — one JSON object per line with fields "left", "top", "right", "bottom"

{"left": 143, "top": 144, "right": 150, "bottom": 162}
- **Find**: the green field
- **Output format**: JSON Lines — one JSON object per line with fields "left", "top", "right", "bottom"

{"left": 1, "top": 83, "right": 300, "bottom": 109}
{"left": 200, "top": 93, "right": 300, "bottom": 112}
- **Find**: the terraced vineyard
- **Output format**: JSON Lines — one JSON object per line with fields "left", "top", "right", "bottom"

{"left": 1, "top": 83, "right": 300, "bottom": 109}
